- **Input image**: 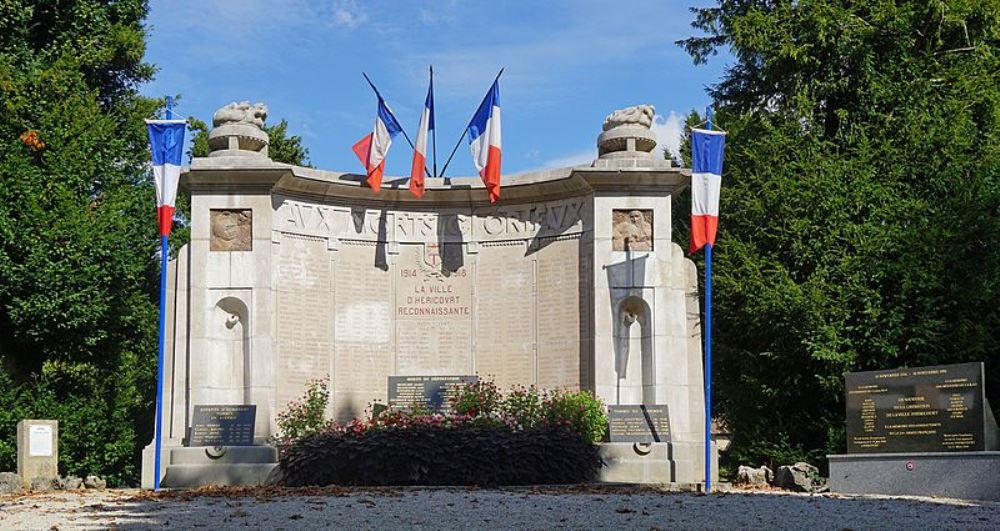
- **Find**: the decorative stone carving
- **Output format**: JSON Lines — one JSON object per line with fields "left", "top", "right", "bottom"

{"left": 207, "top": 101, "right": 270, "bottom": 158}
{"left": 603, "top": 105, "right": 655, "bottom": 131}
{"left": 598, "top": 104, "right": 658, "bottom": 159}
{"left": 612, "top": 209, "right": 653, "bottom": 251}
{"left": 210, "top": 209, "right": 252, "bottom": 251}
{"left": 213, "top": 101, "right": 268, "bottom": 128}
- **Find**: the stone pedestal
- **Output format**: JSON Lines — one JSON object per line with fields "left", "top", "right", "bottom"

{"left": 160, "top": 446, "right": 278, "bottom": 488}
{"left": 828, "top": 452, "right": 1000, "bottom": 501}
{"left": 599, "top": 441, "right": 717, "bottom": 485}
{"left": 17, "top": 420, "right": 58, "bottom": 488}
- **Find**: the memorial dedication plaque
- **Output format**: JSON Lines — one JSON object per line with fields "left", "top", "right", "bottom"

{"left": 388, "top": 375, "right": 478, "bottom": 413}
{"left": 608, "top": 405, "right": 671, "bottom": 443}
{"left": 188, "top": 405, "right": 256, "bottom": 447}
{"left": 845, "top": 362, "right": 988, "bottom": 453}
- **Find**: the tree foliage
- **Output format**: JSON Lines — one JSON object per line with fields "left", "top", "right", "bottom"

{"left": 0, "top": 0, "right": 161, "bottom": 485}
{"left": 678, "top": 1, "right": 1000, "bottom": 467}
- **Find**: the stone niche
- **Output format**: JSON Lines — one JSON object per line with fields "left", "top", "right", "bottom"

{"left": 142, "top": 102, "right": 713, "bottom": 488}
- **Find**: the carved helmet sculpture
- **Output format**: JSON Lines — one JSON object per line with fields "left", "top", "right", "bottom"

{"left": 597, "top": 104, "right": 658, "bottom": 159}
{"left": 208, "top": 101, "right": 270, "bottom": 158}
{"left": 212, "top": 101, "right": 269, "bottom": 129}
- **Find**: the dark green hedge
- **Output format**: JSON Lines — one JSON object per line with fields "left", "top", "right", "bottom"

{"left": 278, "top": 425, "right": 601, "bottom": 487}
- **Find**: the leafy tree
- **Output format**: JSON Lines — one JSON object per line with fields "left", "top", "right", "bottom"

{"left": 678, "top": 1, "right": 1000, "bottom": 468}
{"left": 0, "top": 0, "right": 161, "bottom": 485}
{"left": 186, "top": 117, "right": 311, "bottom": 165}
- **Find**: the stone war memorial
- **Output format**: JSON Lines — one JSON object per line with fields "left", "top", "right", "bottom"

{"left": 141, "top": 102, "right": 715, "bottom": 488}
{"left": 828, "top": 362, "right": 1000, "bottom": 501}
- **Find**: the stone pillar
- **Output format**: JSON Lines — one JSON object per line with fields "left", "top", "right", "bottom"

{"left": 17, "top": 420, "right": 58, "bottom": 487}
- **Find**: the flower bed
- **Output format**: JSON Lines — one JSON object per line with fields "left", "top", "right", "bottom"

{"left": 274, "top": 380, "right": 607, "bottom": 486}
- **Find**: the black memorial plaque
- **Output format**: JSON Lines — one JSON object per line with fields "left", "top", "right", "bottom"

{"left": 387, "top": 375, "right": 478, "bottom": 414}
{"left": 845, "top": 362, "right": 987, "bottom": 453}
{"left": 608, "top": 405, "right": 672, "bottom": 443}
{"left": 188, "top": 405, "right": 256, "bottom": 447}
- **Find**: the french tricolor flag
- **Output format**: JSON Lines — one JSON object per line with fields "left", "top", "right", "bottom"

{"left": 468, "top": 80, "right": 502, "bottom": 203}
{"left": 690, "top": 128, "right": 726, "bottom": 253}
{"left": 145, "top": 119, "right": 187, "bottom": 236}
{"left": 353, "top": 97, "right": 403, "bottom": 193}
{"left": 409, "top": 75, "right": 434, "bottom": 198}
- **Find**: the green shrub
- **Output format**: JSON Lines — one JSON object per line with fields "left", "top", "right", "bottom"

{"left": 499, "top": 385, "right": 545, "bottom": 430}
{"left": 543, "top": 389, "right": 608, "bottom": 444}
{"left": 274, "top": 378, "right": 329, "bottom": 445}
{"left": 278, "top": 425, "right": 600, "bottom": 487}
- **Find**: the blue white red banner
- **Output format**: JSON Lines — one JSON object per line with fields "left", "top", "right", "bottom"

{"left": 145, "top": 119, "right": 187, "bottom": 236}
{"left": 354, "top": 97, "right": 403, "bottom": 192}
{"left": 468, "top": 80, "right": 502, "bottom": 203}
{"left": 409, "top": 76, "right": 434, "bottom": 197}
{"left": 690, "top": 128, "right": 726, "bottom": 253}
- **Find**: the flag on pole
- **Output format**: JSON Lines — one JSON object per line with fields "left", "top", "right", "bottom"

{"left": 145, "top": 119, "right": 187, "bottom": 236}
{"left": 690, "top": 128, "right": 726, "bottom": 253}
{"left": 468, "top": 80, "right": 502, "bottom": 203}
{"left": 409, "top": 74, "right": 434, "bottom": 198}
{"left": 353, "top": 97, "right": 403, "bottom": 193}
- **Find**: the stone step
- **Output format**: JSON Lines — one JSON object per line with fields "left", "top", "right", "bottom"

{"left": 169, "top": 446, "right": 278, "bottom": 465}
{"left": 161, "top": 463, "right": 278, "bottom": 488}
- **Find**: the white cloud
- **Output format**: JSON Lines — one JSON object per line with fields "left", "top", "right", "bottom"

{"left": 332, "top": 0, "right": 368, "bottom": 29}
{"left": 650, "top": 111, "right": 683, "bottom": 163}
{"left": 540, "top": 149, "right": 596, "bottom": 170}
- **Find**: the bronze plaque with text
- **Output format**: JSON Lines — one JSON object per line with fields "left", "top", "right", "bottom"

{"left": 187, "top": 405, "right": 256, "bottom": 447}
{"left": 387, "top": 375, "right": 478, "bottom": 414}
{"left": 608, "top": 405, "right": 671, "bottom": 443}
{"left": 845, "top": 362, "right": 987, "bottom": 453}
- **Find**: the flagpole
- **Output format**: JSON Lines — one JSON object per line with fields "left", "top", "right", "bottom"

{"left": 153, "top": 96, "right": 172, "bottom": 490}
{"left": 440, "top": 68, "right": 503, "bottom": 177}
{"left": 704, "top": 106, "right": 714, "bottom": 494}
{"left": 430, "top": 66, "right": 438, "bottom": 178}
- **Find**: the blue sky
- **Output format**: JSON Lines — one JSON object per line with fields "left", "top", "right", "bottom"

{"left": 142, "top": 1, "right": 730, "bottom": 177}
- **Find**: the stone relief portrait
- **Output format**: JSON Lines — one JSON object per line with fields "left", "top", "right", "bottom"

{"left": 612, "top": 209, "right": 653, "bottom": 251}
{"left": 210, "top": 209, "right": 252, "bottom": 251}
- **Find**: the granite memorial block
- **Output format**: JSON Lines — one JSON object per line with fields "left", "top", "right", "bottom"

{"left": 188, "top": 405, "right": 256, "bottom": 447}
{"left": 388, "top": 375, "right": 478, "bottom": 414}
{"left": 845, "top": 362, "right": 997, "bottom": 453}
{"left": 608, "top": 405, "right": 671, "bottom": 443}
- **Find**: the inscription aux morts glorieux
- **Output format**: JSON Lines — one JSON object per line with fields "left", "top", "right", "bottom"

{"left": 277, "top": 200, "right": 586, "bottom": 241}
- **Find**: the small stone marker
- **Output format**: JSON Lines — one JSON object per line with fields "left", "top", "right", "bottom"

{"left": 17, "top": 420, "right": 58, "bottom": 488}
{"left": 387, "top": 375, "right": 478, "bottom": 413}
{"left": 845, "top": 362, "right": 996, "bottom": 453}
{"left": 608, "top": 405, "right": 671, "bottom": 443}
{"left": 187, "top": 405, "right": 256, "bottom": 447}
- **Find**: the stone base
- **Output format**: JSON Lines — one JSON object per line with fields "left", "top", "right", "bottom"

{"left": 159, "top": 446, "right": 278, "bottom": 489}
{"left": 828, "top": 452, "right": 1000, "bottom": 501}
{"left": 598, "top": 441, "right": 717, "bottom": 484}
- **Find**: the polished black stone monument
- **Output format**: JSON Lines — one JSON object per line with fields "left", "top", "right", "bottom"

{"left": 830, "top": 362, "right": 1000, "bottom": 501}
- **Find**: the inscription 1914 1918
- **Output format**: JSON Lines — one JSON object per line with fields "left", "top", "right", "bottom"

{"left": 608, "top": 405, "right": 671, "bottom": 443}
{"left": 845, "top": 362, "right": 999, "bottom": 453}
{"left": 388, "top": 376, "right": 478, "bottom": 414}
{"left": 187, "top": 405, "right": 256, "bottom": 447}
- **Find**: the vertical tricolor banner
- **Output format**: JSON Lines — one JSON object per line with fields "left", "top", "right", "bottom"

{"left": 689, "top": 128, "right": 726, "bottom": 253}
{"left": 410, "top": 74, "right": 434, "bottom": 198}
{"left": 353, "top": 97, "right": 403, "bottom": 193}
{"left": 468, "top": 79, "right": 502, "bottom": 203}
{"left": 145, "top": 120, "right": 187, "bottom": 236}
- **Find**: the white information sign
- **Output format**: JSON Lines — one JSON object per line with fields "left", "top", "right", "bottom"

{"left": 28, "top": 425, "right": 53, "bottom": 457}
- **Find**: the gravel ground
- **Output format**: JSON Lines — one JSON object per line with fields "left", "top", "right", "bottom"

{"left": 1, "top": 486, "right": 999, "bottom": 530}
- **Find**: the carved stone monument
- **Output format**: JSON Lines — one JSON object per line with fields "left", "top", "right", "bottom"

{"left": 142, "top": 102, "right": 714, "bottom": 488}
